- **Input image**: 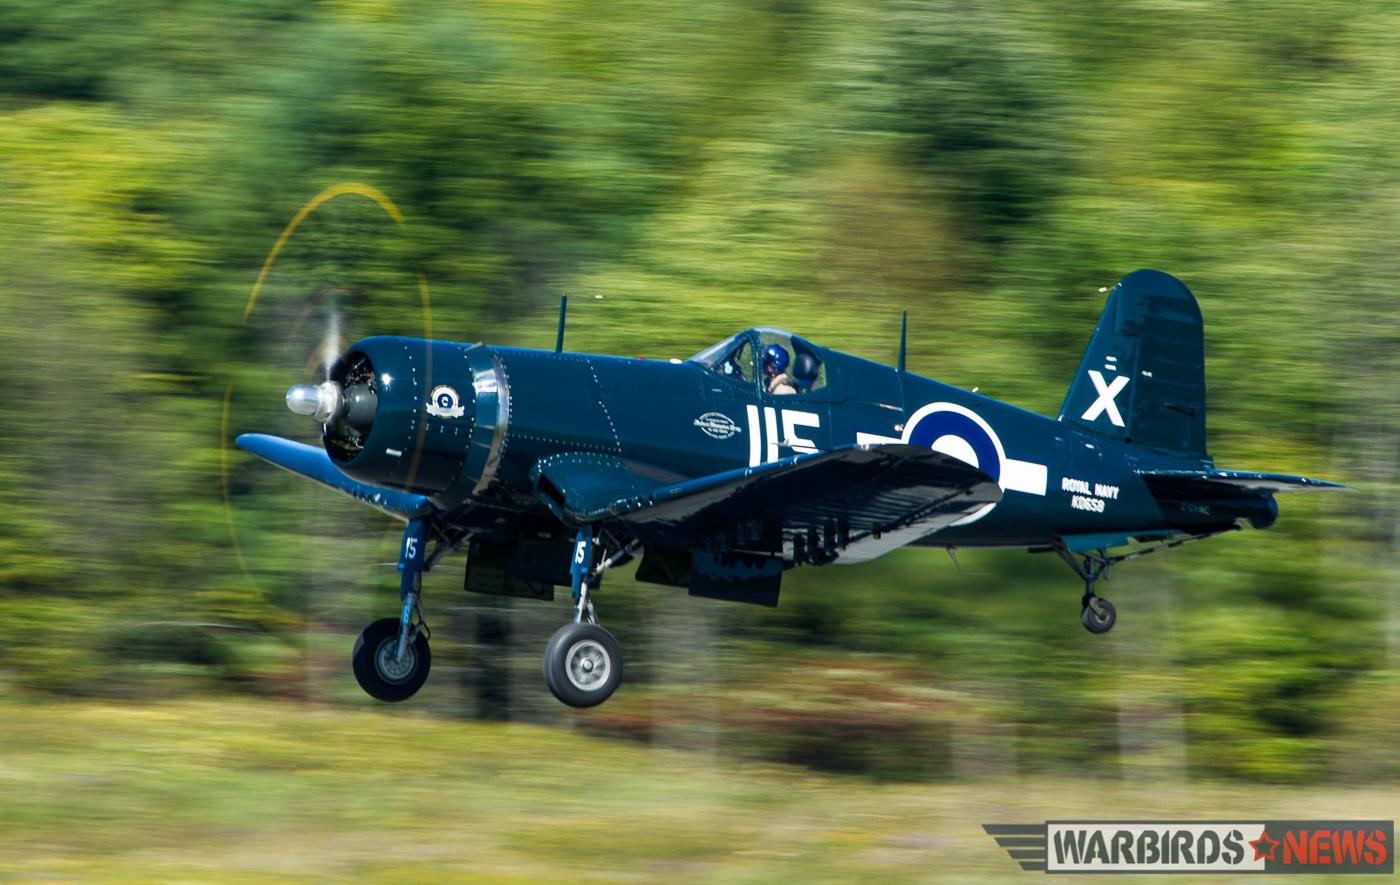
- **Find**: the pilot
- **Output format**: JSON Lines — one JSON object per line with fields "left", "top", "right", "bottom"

{"left": 762, "top": 344, "right": 797, "bottom": 395}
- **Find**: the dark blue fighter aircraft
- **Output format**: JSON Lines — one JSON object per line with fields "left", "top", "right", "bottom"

{"left": 238, "top": 269, "right": 1343, "bottom": 707}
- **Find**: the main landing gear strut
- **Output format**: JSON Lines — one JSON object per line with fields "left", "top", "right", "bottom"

{"left": 1056, "top": 546, "right": 1117, "bottom": 634}
{"left": 352, "top": 517, "right": 434, "bottom": 701}
{"left": 349, "top": 519, "right": 638, "bottom": 707}
{"left": 542, "top": 528, "right": 637, "bottom": 708}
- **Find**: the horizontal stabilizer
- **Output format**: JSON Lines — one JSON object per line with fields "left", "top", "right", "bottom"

{"left": 1137, "top": 468, "right": 1347, "bottom": 496}
{"left": 235, "top": 433, "right": 434, "bottom": 520}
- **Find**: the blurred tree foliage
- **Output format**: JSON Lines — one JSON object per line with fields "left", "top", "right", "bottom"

{"left": 0, "top": 0, "right": 1396, "bottom": 782}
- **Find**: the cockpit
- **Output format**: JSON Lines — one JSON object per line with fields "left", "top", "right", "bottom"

{"left": 690, "top": 328, "right": 828, "bottom": 396}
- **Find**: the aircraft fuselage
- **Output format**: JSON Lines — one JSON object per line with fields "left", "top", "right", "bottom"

{"left": 376, "top": 340, "right": 1263, "bottom": 554}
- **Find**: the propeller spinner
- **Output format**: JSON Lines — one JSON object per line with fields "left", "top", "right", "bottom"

{"left": 286, "top": 369, "right": 376, "bottom": 436}
{"left": 286, "top": 381, "right": 342, "bottom": 423}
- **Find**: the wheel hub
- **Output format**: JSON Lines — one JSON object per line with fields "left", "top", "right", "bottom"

{"left": 375, "top": 637, "right": 417, "bottom": 683}
{"left": 565, "top": 639, "right": 610, "bottom": 691}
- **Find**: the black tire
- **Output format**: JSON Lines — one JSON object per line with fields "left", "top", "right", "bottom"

{"left": 540, "top": 622, "right": 572, "bottom": 700}
{"left": 1081, "top": 597, "right": 1117, "bottom": 634}
{"left": 352, "top": 617, "right": 431, "bottom": 702}
{"left": 542, "top": 622, "right": 622, "bottom": 708}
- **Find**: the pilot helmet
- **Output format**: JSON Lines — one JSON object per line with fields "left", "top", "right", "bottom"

{"left": 762, "top": 343, "right": 790, "bottom": 374}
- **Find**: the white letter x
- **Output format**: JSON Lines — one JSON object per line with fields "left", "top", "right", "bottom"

{"left": 1081, "top": 370, "right": 1129, "bottom": 427}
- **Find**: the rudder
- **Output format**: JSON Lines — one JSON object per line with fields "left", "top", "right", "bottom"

{"left": 1058, "top": 269, "right": 1209, "bottom": 461}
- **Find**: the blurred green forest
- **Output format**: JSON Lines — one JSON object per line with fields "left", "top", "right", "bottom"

{"left": 0, "top": 0, "right": 1397, "bottom": 788}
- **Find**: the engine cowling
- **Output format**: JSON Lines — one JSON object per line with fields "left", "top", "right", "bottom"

{"left": 285, "top": 336, "right": 507, "bottom": 497}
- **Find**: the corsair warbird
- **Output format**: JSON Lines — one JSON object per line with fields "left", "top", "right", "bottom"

{"left": 238, "top": 270, "right": 1343, "bottom": 708}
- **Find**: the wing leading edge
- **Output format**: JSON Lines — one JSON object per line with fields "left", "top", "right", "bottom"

{"left": 235, "top": 433, "right": 434, "bottom": 520}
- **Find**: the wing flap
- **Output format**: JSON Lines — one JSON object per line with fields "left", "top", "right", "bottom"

{"left": 235, "top": 433, "right": 434, "bottom": 520}
{"left": 611, "top": 444, "right": 1001, "bottom": 561}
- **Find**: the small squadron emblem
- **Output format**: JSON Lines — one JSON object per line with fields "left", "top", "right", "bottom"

{"left": 426, "top": 385, "right": 466, "bottom": 419}
{"left": 693, "top": 411, "right": 739, "bottom": 440}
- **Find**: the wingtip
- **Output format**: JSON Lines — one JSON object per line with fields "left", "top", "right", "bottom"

{"left": 234, "top": 432, "right": 283, "bottom": 453}
{"left": 1291, "top": 475, "right": 1351, "bottom": 491}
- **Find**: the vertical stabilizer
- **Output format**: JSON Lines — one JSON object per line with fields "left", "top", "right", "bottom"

{"left": 1058, "top": 269, "right": 1209, "bottom": 461}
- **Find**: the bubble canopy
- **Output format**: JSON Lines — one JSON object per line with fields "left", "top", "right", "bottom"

{"left": 689, "top": 328, "right": 827, "bottom": 393}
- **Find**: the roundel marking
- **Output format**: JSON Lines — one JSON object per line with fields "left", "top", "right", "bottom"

{"left": 904, "top": 406, "right": 1002, "bottom": 483}
{"left": 900, "top": 402, "right": 1010, "bottom": 527}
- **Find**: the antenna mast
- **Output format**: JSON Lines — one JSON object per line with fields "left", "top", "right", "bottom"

{"left": 555, "top": 294, "right": 567, "bottom": 353}
{"left": 897, "top": 310, "right": 908, "bottom": 372}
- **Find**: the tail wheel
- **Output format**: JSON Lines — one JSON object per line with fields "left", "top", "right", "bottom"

{"left": 353, "top": 617, "right": 431, "bottom": 701}
{"left": 1081, "top": 597, "right": 1116, "bottom": 634}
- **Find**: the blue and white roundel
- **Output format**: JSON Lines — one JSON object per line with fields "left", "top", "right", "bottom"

{"left": 891, "top": 402, "right": 1047, "bottom": 525}
{"left": 904, "top": 405, "right": 1003, "bottom": 484}
{"left": 903, "top": 403, "right": 1005, "bottom": 525}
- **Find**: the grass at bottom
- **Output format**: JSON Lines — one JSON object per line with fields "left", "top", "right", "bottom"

{"left": 0, "top": 698, "right": 1393, "bottom": 884}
